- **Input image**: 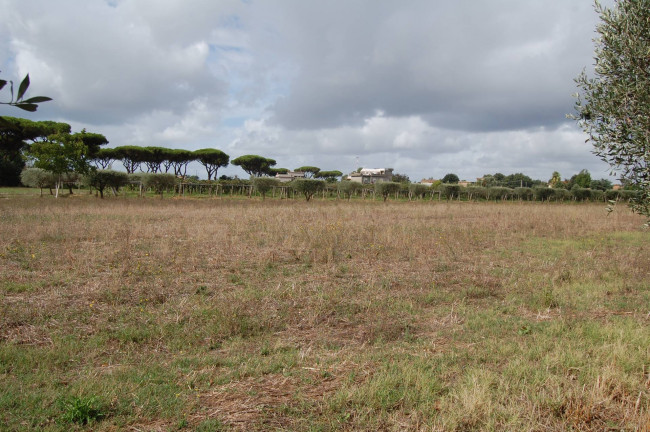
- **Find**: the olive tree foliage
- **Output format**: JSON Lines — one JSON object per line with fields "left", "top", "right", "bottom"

{"left": 292, "top": 178, "right": 325, "bottom": 201}
{"left": 375, "top": 181, "right": 401, "bottom": 202}
{"left": 338, "top": 181, "right": 362, "bottom": 200}
{"left": 84, "top": 170, "right": 129, "bottom": 198}
{"left": 573, "top": 0, "right": 650, "bottom": 221}
{"left": 408, "top": 183, "right": 429, "bottom": 200}
{"left": 0, "top": 72, "right": 52, "bottom": 112}
{"left": 141, "top": 173, "right": 177, "bottom": 198}
{"left": 194, "top": 148, "right": 229, "bottom": 181}
{"left": 252, "top": 177, "right": 279, "bottom": 200}
{"left": 20, "top": 167, "right": 55, "bottom": 196}
{"left": 438, "top": 184, "right": 460, "bottom": 201}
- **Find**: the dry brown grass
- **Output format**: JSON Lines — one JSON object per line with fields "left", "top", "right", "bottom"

{"left": 1, "top": 196, "right": 649, "bottom": 431}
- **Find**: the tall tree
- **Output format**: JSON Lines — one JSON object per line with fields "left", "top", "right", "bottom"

{"left": 441, "top": 173, "right": 459, "bottom": 184}
{"left": 27, "top": 132, "right": 92, "bottom": 197}
{"left": 194, "top": 148, "right": 229, "bottom": 181}
{"left": 113, "top": 146, "right": 146, "bottom": 174}
{"left": 0, "top": 117, "right": 70, "bottom": 186}
{"left": 232, "top": 155, "right": 276, "bottom": 177}
{"left": 294, "top": 166, "right": 320, "bottom": 178}
{"left": 168, "top": 149, "right": 195, "bottom": 178}
{"left": 573, "top": 0, "right": 650, "bottom": 220}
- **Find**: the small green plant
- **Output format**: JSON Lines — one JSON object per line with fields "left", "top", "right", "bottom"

{"left": 60, "top": 395, "right": 105, "bottom": 425}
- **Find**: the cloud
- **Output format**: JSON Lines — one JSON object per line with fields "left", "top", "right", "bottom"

{"left": 0, "top": 0, "right": 617, "bottom": 183}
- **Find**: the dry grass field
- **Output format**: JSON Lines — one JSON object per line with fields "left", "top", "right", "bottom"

{"left": 1, "top": 193, "right": 649, "bottom": 431}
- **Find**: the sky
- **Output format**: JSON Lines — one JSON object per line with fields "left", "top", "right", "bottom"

{"left": 0, "top": 0, "right": 617, "bottom": 182}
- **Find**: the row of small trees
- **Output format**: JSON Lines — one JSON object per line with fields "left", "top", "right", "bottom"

{"left": 21, "top": 167, "right": 638, "bottom": 204}
{"left": 92, "top": 148, "right": 344, "bottom": 182}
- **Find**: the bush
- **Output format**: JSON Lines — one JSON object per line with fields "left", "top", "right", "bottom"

{"left": 375, "top": 182, "right": 402, "bottom": 202}
{"left": 487, "top": 187, "right": 512, "bottom": 201}
{"left": 292, "top": 179, "right": 325, "bottom": 201}
{"left": 466, "top": 186, "right": 488, "bottom": 201}
{"left": 20, "top": 167, "right": 55, "bottom": 196}
{"left": 338, "top": 181, "right": 363, "bottom": 200}
{"left": 514, "top": 187, "right": 533, "bottom": 201}
{"left": 553, "top": 188, "right": 571, "bottom": 202}
{"left": 438, "top": 184, "right": 461, "bottom": 201}
{"left": 533, "top": 186, "right": 555, "bottom": 202}
{"left": 253, "top": 177, "right": 279, "bottom": 200}
{"left": 571, "top": 187, "right": 592, "bottom": 201}
{"left": 84, "top": 170, "right": 129, "bottom": 198}
{"left": 408, "top": 183, "right": 429, "bottom": 200}
{"left": 142, "top": 173, "right": 177, "bottom": 198}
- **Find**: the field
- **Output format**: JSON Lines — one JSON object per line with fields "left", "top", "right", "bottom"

{"left": 1, "top": 191, "right": 649, "bottom": 431}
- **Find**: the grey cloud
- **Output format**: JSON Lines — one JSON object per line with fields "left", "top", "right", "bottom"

{"left": 259, "top": 1, "right": 603, "bottom": 132}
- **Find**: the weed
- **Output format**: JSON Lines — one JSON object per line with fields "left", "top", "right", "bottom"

{"left": 59, "top": 395, "right": 105, "bottom": 425}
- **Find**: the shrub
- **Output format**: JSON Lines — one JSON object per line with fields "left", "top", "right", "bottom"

{"left": 571, "top": 187, "right": 592, "bottom": 202}
{"left": 292, "top": 179, "right": 325, "bottom": 201}
{"left": 142, "top": 173, "right": 177, "bottom": 198}
{"left": 253, "top": 177, "right": 279, "bottom": 200}
{"left": 375, "top": 182, "right": 402, "bottom": 202}
{"left": 466, "top": 186, "right": 488, "bottom": 201}
{"left": 533, "top": 186, "right": 555, "bottom": 202}
{"left": 84, "top": 170, "right": 129, "bottom": 198}
{"left": 487, "top": 187, "right": 512, "bottom": 201}
{"left": 438, "top": 184, "right": 460, "bottom": 201}
{"left": 553, "top": 188, "right": 571, "bottom": 202}
{"left": 20, "top": 167, "right": 55, "bottom": 196}
{"left": 338, "top": 181, "right": 363, "bottom": 200}
{"left": 514, "top": 187, "right": 533, "bottom": 201}
{"left": 408, "top": 183, "right": 429, "bottom": 200}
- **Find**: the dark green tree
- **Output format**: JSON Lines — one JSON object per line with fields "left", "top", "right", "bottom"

{"left": 590, "top": 178, "right": 613, "bottom": 191}
{"left": 113, "top": 146, "right": 146, "bottom": 174}
{"left": 315, "top": 170, "right": 343, "bottom": 182}
{"left": 573, "top": 0, "right": 650, "bottom": 220}
{"left": 168, "top": 149, "right": 195, "bottom": 178}
{"left": 391, "top": 172, "right": 410, "bottom": 183}
{"left": 193, "top": 148, "right": 229, "bottom": 181}
{"left": 141, "top": 147, "right": 169, "bottom": 173}
{"left": 232, "top": 155, "right": 276, "bottom": 177}
{"left": 441, "top": 173, "right": 459, "bottom": 184}
{"left": 294, "top": 166, "right": 320, "bottom": 178}
{"left": 91, "top": 147, "right": 119, "bottom": 169}
{"left": 0, "top": 117, "right": 70, "bottom": 186}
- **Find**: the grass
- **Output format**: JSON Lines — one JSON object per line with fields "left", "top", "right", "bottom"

{"left": 0, "top": 195, "right": 649, "bottom": 431}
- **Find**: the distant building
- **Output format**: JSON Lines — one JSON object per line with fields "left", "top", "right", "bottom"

{"left": 420, "top": 179, "right": 437, "bottom": 187}
{"left": 612, "top": 184, "right": 623, "bottom": 191}
{"left": 275, "top": 171, "right": 306, "bottom": 182}
{"left": 347, "top": 168, "right": 394, "bottom": 184}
